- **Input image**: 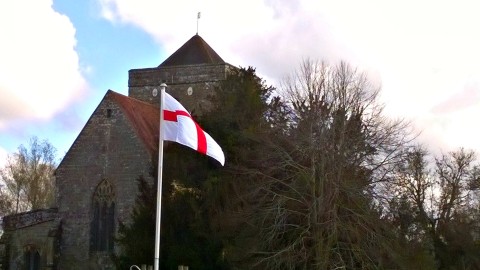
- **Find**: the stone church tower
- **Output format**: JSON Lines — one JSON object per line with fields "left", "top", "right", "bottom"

{"left": 0, "top": 34, "right": 234, "bottom": 270}
{"left": 129, "top": 34, "right": 236, "bottom": 114}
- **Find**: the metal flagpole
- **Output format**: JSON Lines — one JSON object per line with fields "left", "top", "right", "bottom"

{"left": 154, "top": 83, "right": 167, "bottom": 270}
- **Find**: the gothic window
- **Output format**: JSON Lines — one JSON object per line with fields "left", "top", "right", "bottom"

{"left": 24, "top": 245, "right": 40, "bottom": 270}
{"left": 90, "top": 179, "right": 115, "bottom": 252}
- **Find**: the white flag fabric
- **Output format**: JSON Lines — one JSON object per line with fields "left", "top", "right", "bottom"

{"left": 162, "top": 92, "right": 225, "bottom": 166}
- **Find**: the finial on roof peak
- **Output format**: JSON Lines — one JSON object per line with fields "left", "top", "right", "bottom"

{"left": 196, "top": 12, "right": 201, "bottom": 35}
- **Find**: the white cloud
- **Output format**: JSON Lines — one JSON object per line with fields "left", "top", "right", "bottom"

{"left": 98, "top": 0, "right": 480, "bottom": 153}
{"left": 0, "top": 0, "right": 87, "bottom": 129}
{"left": 97, "top": 0, "right": 352, "bottom": 78}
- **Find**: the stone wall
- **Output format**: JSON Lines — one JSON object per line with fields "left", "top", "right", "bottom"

{"left": 1, "top": 209, "right": 59, "bottom": 270}
{"left": 128, "top": 63, "right": 236, "bottom": 114}
{"left": 55, "top": 94, "right": 154, "bottom": 269}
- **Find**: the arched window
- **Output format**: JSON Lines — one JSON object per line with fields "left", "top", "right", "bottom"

{"left": 90, "top": 179, "right": 115, "bottom": 252}
{"left": 24, "top": 245, "right": 40, "bottom": 270}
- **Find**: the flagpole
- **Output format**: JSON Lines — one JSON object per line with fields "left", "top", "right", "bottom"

{"left": 154, "top": 83, "right": 167, "bottom": 270}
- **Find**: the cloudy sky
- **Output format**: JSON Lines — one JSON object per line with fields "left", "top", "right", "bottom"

{"left": 1, "top": 0, "right": 480, "bottom": 166}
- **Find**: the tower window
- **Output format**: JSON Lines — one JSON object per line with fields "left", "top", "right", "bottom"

{"left": 106, "top": 109, "right": 112, "bottom": 118}
{"left": 90, "top": 179, "right": 115, "bottom": 252}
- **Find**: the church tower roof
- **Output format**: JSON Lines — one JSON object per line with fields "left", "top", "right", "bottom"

{"left": 159, "top": 34, "right": 225, "bottom": 67}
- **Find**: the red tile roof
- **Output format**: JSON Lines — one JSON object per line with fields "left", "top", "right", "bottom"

{"left": 107, "top": 90, "right": 159, "bottom": 156}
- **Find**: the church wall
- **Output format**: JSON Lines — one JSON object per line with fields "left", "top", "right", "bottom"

{"left": 128, "top": 63, "right": 235, "bottom": 113}
{"left": 55, "top": 95, "right": 154, "bottom": 269}
{"left": 3, "top": 218, "right": 58, "bottom": 270}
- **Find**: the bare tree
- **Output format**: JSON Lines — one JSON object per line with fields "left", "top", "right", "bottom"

{"left": 241, "top": 60, "right": 411, "bottom": 269}
{"left": 390, "top": 146, "right": 480, "bottom": 269}
{"left": 0, "top": 137, "right": 57, "bottom": 214}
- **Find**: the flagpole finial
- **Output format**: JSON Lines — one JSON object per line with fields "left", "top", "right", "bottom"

{"left": 160, "top": 82, "right": 167, "bottom": 90}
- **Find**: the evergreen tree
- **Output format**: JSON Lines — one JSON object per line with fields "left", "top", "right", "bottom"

{"left": 198, "top": 66, "right": 278, "bottom": 268}
{"left": 114, "top": 67, "right": 272, "bottom": 269}
{"left": 113, "top": 175, "right": 156, "bottom": 268}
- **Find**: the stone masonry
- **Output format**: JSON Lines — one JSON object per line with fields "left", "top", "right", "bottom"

{"left": 54, "top": 93, "right": 155, "bottom": 269}
{"left": 129, "top": 63, "right": 236, "bottom": 115}
{"left": 1, "top": 209, "right": 59, "bottom": 269}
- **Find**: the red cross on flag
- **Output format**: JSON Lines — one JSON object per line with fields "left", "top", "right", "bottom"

{"left": 162, "top": 92, "right": 225, "bottom": 166}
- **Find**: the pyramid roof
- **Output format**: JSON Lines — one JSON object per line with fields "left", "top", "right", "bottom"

{"left": 159, "top": 34, "right": 225, "bottom": 67}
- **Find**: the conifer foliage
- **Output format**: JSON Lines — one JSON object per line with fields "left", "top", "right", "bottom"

{"left": 113, "top": 175, "right": 156, "bottom": 268}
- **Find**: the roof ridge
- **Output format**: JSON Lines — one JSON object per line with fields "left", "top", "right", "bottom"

{"left": 199, "top": 35, "right": 216, "bottom": 63}
{"left": 107, "top": 90, "right": 159, "bottom": 108}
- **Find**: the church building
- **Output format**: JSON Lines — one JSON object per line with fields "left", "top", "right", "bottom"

{"left": 0, "top": 34, "right": 235, "bottom": 270}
